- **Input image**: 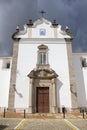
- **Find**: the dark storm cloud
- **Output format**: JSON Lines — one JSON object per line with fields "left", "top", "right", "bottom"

{"left": 39, "top": 0, "right": 87, "bottom": 52}
{"left": 62, "top": 0, "right": 87, "bottom": 52}
{"left": 0, "top": 0, "right": 87, "bottom": 56}
{"left": 0, "top": 0, "right": 13, "bottom": 4}
{"left": 0, "top": 0, "right": 38, "bottom": 56}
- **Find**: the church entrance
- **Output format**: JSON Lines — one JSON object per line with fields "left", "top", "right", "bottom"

{"left": 28, "top": 44, "right": 58, "bottom": 113}
{"left": 36, "top": 87, "right": 49, "bottom": 113}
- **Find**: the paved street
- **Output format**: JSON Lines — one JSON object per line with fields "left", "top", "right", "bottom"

{"left": 69, "top": 119, "right": 87, "bottom": 130}
{"left": 20, "top": 119, "right": 74, "bottom": 130}
{"left": 0, "top": 118, "right": 21, "bottom": 130}
{"left": 0, "top": 118, "right": 87, "bottom": 130}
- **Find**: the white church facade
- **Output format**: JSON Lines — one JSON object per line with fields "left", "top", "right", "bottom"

{"left": 0, "top": 17, "right": 87, "bottom": 113}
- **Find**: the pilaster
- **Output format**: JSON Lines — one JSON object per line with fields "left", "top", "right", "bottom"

{"left": 65, "top": 38, "right": 78, "bottom": 108}
{"left": 8, "top": 40, "right": 19, "bottom": 111}
{"left": 28, "top": 28, "right": 32, "bottom": 38}
{"left": 28, "top": 78, "right": 33, "bottom": 113}
{"left": 51, "top": 78, "right": 57, "bottom": 113}
{"left": 54, "top": 28, "right": 58, "bottom": 38}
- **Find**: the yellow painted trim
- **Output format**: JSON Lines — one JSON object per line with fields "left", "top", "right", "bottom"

{"left": 63, "top": 119, "right": 77, "bottom": 130}
{"left": 17, "top": 119, "right": 27, "bottom": 130}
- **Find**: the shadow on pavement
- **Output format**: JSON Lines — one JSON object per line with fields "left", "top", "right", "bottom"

{"left": 0, "top": 125, "right": 8, "bottom": 129}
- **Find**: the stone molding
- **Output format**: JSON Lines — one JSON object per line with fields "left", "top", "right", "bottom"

{"left": 28, "top": 67, "right": 58, "bottom": 113}
{"left": 28, "top": 69, "right": 58, "bottom": 79}
{"left": 18, "top": 38, "right": 66, "bottom": 43}
{"left": 28, "top": 77, "right": 58, "bottom": 113}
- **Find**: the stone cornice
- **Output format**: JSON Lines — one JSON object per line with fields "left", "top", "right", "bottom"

{"left": 72, "top": 52, "right": 87, "bottom": 55}
{"left": 38, "top": 44, "right": 48, "bottom": 49}
{"left": 17, "top": 38, "right": 66, "bottom": 44}
{"left": 64, "top": 38, "right": 73, "bottom": 42}
{"left": 0, "top": 57, "right": 12, "bottom": 59}
{"left": 28, "top": 69, "right": 58, "bottom": 79}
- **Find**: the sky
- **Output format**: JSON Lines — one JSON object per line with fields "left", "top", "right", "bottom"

{"left": 0, "top": 0, "right": 87, "bottom": 56}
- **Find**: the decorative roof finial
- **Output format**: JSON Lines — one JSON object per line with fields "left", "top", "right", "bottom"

{"left": 65, "top": 26, "right": 73, "bottom": 39}
{"left": 40, "top": 10, "right": 46, "bottom": 17}
{"left": 16, "top": 25, "right": 20, "bottom": 31}
{"left": 65, "top": 26, "right": 69, "bottom": 32}
{"left": 27, "top": 19, "right": 33, "bottom": 26}
{"left": 52, "top": 19, "right": 58, "bottom": 27}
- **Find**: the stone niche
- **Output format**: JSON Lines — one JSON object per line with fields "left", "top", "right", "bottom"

{"left": 28, "top": 68, "right": 58, "bottom": 113}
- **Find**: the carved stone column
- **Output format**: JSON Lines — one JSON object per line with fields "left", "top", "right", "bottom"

{"left": 51, "top": 78, "right": 57, "bottom": 113}
{"left": 28, "top": 78, "right": 33, "bottom": 113}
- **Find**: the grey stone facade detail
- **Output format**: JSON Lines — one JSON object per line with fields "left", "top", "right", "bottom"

{"left": 65, "top": 38, "right": 78, "bottom": 108}
{"left": 28, "top": 69, "right": 58, "bottom": 113}
{"left": 8, "top": 40, "right": 19, "bottom": 110}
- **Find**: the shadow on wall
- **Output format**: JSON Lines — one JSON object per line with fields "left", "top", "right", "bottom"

{"left": 56, "top": 78, "right": 63, "bottom": 112}
{"left": 13, "top": 85, "right": 23, "bottom": 98}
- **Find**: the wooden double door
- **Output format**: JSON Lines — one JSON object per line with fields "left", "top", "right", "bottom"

{"left": 36, "top": 87, "right": 49, "bottom": 113}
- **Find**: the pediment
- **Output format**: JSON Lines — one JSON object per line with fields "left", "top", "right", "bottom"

{"left": 28, "top": 69, "right": 58, "bottom": 79}
{"left": 33, "top": 17, "right": 51, "bottom": 27}
{"left": 38, "top": 44, "right": 48, "bottom": 49}
{"left": 12, "top": 17, "right": 72, "bottom": 40}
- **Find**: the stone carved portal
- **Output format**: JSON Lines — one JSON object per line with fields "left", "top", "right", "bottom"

{"left": 27, "top": 45, "right": 58, "bottom": 113}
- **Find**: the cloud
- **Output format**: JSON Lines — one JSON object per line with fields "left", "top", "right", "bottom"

{"left": 39, "top": 0, "right": 87, "bottom": 52}
{"left": 0, "top": 0, "right": 38, "bottom": 56}
{"left": 0, "top": 0, "right": 13, "bottom": 4}
{"left": 0, "top": 0, "right": 87, "bottom": 56}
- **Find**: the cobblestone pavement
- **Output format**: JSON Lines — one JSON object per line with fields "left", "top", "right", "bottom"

{"left": 21, "top": 119, "right": 73, "bottom": 130}
{"left": 69, "top": 119, "right": 87, "bottom": 130}
{"left": 0, "top": 118, "right": 22, "bottom": 130}
{"left": 0, "top": 118, "right": 87, "bottom": 130}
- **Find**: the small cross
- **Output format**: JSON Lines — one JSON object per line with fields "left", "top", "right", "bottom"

{"left": 40, "top": 10, "right": 46, "bottom": 17}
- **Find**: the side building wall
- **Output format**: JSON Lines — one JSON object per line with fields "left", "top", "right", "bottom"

{"left": 73, "top": 53, "right": 87, "bottom": 107}
{"left": 0, "top": 58, "right": 11, "bottom": 108}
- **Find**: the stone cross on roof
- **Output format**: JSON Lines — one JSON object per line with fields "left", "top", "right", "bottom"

{"left": 40, "top": 10, "right": 46, "bottom": 17}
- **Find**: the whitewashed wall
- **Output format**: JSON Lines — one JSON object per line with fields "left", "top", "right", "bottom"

{"left": 73, "top": 54, "right": 87, "bottom": 107}
{"left": 32, "top": 23, "right": 54, "bottom": 38}
{"left": 0, "top": 58, "right": 11, "bottom": 107}
{"left": 13, "top": 18, "right": 71, "bottom": 109}
{"left": 14, "top": 40, "right": 71, "bottom": 109}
